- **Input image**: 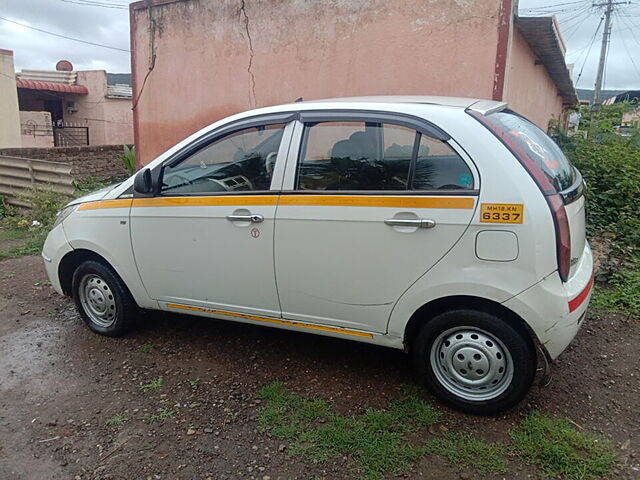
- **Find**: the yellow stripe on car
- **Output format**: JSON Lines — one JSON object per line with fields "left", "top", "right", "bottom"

{"left": 78, "top": 195, "right": 475, "bottom": 210}
{"left": 278, "top": 195, "right": 474, "bottom": 209}
{"left": 132, "top": 195, "right": 279, "bottom": 207}
{"left": 77, "top": 199, "right": 133, "bottom": 211}
{"left": 166, "top": 303, "right": 374, "bottom": 338}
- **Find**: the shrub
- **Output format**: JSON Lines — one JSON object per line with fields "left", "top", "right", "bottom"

{"left": 121, "top": 145, "right": 136, "bottom": 174}
{"left": 28, "top": 188, "right": 71, "bottom": 227}
{"left": 567, "top": 137, "right": 640, "bottom": 253}
{"left": 0, "top": 195, "right": 6, "bottom": 218}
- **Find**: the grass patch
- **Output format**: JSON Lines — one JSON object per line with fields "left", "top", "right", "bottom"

{"left": 105, "top": 413, "right": 127, "bottom": 427}
{"left": 140, "top": 378, "right": 163, "bottom": 391}
{"left": 139, "top": 343, "right": 154, "bottom": 353}
{"left": 510, "top": 411, "right": 616, "bottom": 480}
{"left": 144, "top": 407, "right": 175, "bottom": 424}
{"left": 188, "top": 378, "right": 200, "bottom": 389}
{"left": 424, "top": 432, "right": 507, "bottom": 475}
{"left": 257, "top": 381, "right": 442, "bottom": 480}
{"left": 0, "top": 226, "right": 48, "bottom": 261}
{"left": 591, "top": 255, "right": 640, "bottom": 317}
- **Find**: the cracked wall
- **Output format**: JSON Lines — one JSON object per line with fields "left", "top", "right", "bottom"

{"left": 131, "top": 0, "right": 504, "bottom": 165}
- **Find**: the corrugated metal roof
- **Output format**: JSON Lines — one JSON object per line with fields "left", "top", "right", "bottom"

{"left": 16, "top": 79, "right": 88, "bottom": 94}
{"left": 17, "top": 70, "right": 77, "bottom": 85}
{"left": 515, "top": 16, "right": 578, "bottom": 106}
{"left": 106, "top": 84, "right": 132, "bottom": 99}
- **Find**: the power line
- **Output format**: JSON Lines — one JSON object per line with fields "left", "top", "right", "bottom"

{"left": 0, "top": 16, "right": 130, "bottom": 53}
{"left": 574, "top": 15, "right": 604, "bottom": 86}
{"left": 614, "top": 11, "right": 640, "bottom": 79}
{"left": 59, "top": 0, "right": 129, "bottom": 10}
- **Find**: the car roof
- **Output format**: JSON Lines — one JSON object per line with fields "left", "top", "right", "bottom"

{"left": 289, "top": 95, "right": 507, "bottom": 115}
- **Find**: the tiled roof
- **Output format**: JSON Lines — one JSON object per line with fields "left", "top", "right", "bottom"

{"left": 16, "top": 79, "right": 88, "bottom": 94}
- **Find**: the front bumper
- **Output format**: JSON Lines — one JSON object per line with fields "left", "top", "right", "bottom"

{"left": 504, "top": 242, "right": 594, "bottom": 360}
{"left": 42, "top": 223, "right": 73, "bottom": 295}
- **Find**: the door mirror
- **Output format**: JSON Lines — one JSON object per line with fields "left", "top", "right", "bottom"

{"left": 133, "top": 168, "right": 153, "bottom": 194}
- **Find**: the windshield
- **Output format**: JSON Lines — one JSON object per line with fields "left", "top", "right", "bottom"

{"left": 484, "top": 111, "right": 576, "bottom": 192}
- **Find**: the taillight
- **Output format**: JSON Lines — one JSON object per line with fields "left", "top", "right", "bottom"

{"left": 468, "top": 110, "right": 571, "bottom": 282}
{"left": 546, "top": 194, "right": 571, "bottom": 282}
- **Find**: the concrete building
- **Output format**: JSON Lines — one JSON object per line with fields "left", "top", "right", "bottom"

{"left": 0, "top": 50, "right": 22, "bottom": 148}
{"left": 0, "top": 50, "right": 133, "bottom": 149}
{"left": 130, "top": 0, "right": 578, "bottom": 166}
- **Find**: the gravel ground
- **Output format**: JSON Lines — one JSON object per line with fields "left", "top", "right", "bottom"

{"left": 0, "top": 255, "right": 638, "bottom": 480}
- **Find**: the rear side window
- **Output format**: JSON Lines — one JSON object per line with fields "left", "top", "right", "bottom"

{"left": 483, "top": 112, "right": 575, "bottom": 192}
{"left": 297, "top": 121, "right": 473, "bottom": 191}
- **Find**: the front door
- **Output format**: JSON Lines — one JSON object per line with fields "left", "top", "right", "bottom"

{"left": 274, "top": 116, "right": 479, "bottom": 333}
{"left": 130, "top": 121, "right": 293, "bottom": 318}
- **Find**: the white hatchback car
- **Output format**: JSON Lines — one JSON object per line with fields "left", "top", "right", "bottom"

{"left": 43, "top": 97, "right": 593, "bottom": 414}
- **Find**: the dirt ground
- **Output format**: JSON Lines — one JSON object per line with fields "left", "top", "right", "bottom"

{"left": 1, "top": 255, "right": 638, "bottom": 480}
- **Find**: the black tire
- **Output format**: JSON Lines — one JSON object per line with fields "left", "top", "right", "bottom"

{"left": 411, "top": 309, "right": 536, "bottom": 415}
{"left": 71, "top": 260, "right": 137, "bottom": 336}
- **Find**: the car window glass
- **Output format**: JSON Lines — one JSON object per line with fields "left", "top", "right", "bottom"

{"left": 412, "top": 135, "right": 474, "bottom": 190}
{"left": 297, "top": 121, "right": 416, "bottom": 191}
{"left": 161, "top": 124, "right": 285, "bottom": 194}
{"left": 483, "top": 111, "right": 575, "bottom": 191}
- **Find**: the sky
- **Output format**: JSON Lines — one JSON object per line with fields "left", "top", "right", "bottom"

{"left": 0, "top": 0, "right": 639, "bottom": 90}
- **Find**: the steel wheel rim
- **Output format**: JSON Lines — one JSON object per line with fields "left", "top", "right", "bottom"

{"left": 78, "top": 274, "right": 117, "bottom": 328}
{"left": 430, "top": 326, "right": 514, "bottom": 402}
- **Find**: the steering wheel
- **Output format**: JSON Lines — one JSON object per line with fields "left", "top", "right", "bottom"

{"left": 265, "top": 151, "right": 278, "bottom": 175}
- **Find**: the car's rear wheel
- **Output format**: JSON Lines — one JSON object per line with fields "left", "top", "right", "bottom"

{"left": 411, "top": 309, "right": 536, "bottom": 415}
{"left": 72, "top": 260, "right": 136, "bottom": 336}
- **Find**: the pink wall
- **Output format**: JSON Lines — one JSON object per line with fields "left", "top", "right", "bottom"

{"left": 19, "top": 110, "right": 54, "bottom": 148}
{"left": 66, "top": 70, "right": 133, "bottom": 146}
{"left": 504, "top": 29, "right": 565, "bottom": 130}
{"left": 103, "top": 98, "right": 134, "bottom": 145}
{"left": 131, "top": 0, "right": 503, "bottom": 165}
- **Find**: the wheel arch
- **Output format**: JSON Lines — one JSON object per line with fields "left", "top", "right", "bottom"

{"left": 403, "top": 295, "right": 538, "bottom": 353}
{"left": 58, "top": 249, "right": 119, "bottom": 297}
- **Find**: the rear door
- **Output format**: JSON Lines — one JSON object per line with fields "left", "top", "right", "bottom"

{"left": 274, "top": 111, "right": 479, "bottom": 333}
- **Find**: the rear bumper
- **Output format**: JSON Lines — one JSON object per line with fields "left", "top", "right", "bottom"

{"left": 504, "top": 242, "right": 593, "bottom": 360}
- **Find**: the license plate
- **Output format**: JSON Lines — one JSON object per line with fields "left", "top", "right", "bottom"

{"left": 480, "top": 203, "right": 524, "bottom": 224}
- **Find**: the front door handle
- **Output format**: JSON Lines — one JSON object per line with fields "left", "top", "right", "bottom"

{"left": 226, "top": 214, "right": 264, "bottom": 223}
{"left": 384, "top": 218, "right": 436, "bottom": 229}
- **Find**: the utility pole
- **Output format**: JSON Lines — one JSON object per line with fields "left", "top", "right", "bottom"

{"left": 592, "top": 0, "right": 629, "bottom": 106}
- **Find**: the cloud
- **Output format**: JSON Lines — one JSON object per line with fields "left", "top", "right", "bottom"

{"left": 1, "top": 0, "right": 130, "bottom": 72}
{"left": 520, "top": 0, "right": 640, "bottom": 90}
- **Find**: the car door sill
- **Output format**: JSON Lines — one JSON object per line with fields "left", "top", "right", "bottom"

{"left": 162, "top": 302, "right": 376, "bottom": 339}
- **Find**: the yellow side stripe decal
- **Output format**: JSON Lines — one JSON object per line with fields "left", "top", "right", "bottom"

{"left": 278, "top": 195, "right": 474, "bottom": 209}
{"left": 78, "top": 195, "right": 474, "bottom": 210}
{"left": 132, "top": 195, "right": 279, "bottom": 208}
{"left": 77, "top": 198, "right": 133, "bottom": 211}
{"left": 166, "top": 303, "right": 374, "bottom": 339}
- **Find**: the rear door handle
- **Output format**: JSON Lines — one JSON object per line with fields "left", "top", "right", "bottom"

{"left": 226, "top": 214, "right": 264, "bottom": 223}
{"left": 384, "top": 218, "right": 436, "bottom": 229}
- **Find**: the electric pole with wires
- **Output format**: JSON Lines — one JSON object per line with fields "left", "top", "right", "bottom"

{"left": 592, "top": 0, "right": 631, "bottom": 106}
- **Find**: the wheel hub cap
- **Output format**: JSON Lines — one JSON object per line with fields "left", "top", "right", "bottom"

{"left": 430, "top": 327, "right": 513, "bottom": 401}
{"left": 79, "top": 274, "right": 117, "bottom": 328}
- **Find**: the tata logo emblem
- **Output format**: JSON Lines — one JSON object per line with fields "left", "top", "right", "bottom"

{"left": 250, "top": 228, "right": 260, "bottom": 238}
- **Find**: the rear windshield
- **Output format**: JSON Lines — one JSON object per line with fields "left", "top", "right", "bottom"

{"left": 484, "top": 111, "right": 575, "bottom": 192}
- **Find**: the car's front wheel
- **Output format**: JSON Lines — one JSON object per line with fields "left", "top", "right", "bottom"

{"left": 412, "top": 309, "right": 536, "bottom": 415}
{"left": 72, "top": 260, "right": 136, "bottom": 336}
